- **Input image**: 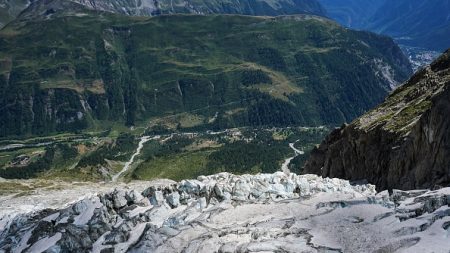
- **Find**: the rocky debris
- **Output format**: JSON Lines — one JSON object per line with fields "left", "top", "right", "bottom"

{"left": 304, "top": 49, "right": 450, "bottom": 190}
{"left": 0, "top": 172, "right": 450, "bottom": 252}
{"left": 10, "top": 155, "right": 31, "bottom": 166}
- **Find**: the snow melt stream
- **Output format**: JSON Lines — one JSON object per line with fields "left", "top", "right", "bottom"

{"left": 281, "top": 140, "right": 305, "bottom": 174}
{"left": 112, "top": 135, "right": 159, "bottom": 182}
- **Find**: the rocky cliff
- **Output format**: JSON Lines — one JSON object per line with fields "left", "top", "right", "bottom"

{"left": 303, "top": 49, "right": 450, "bottom": 191}
{"left": 1, "top": 172, "right": 450, "bottom": 252}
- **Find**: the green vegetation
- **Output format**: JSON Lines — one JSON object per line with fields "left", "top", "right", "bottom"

{"left": 205, "top": 141, "right": 290, "bottom": 174}
{"left": 384, "top": 100, "right": 432, "bottom": 132}
{"left": 0, "top": 12, "right": 411, "bottom": 138}
{"left": 0, "top": 127, "right": 329, "bottom": 181}
{"left": 133, "top": 150, "right": 211, "bottom": 181}
{"left": 0, "top": 145, "right": 56, "bottom": 179}
{"left": 0, "top": 7, "right": 413, "bottom": 182}
{"left": 0, "top": 131, "right": 136, "bottom": 180}
{"left": 77, "top": 132, "right": 136, "bottom": 167}
{"left": 0, "top": 143, "right": 79, "bottom": 179}
{"left": 354, "top": 62, "right": 443, "bottom": 134}
{"left": 132, "top": 127, "right": 329, "bottom": 181}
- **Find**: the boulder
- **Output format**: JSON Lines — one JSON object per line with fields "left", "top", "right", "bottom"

{"left": 112, "top": 190, "right": 128, "bottom": 209}
{"left": 166, "top": 192, "right": 180, "bottom": 208}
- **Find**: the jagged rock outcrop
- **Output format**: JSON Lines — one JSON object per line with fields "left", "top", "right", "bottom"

{"left": 303, "top": 49, "right": 450, "bottom": 191}
{"left": 1, "top": 172, "right": 450, "bottom": 252}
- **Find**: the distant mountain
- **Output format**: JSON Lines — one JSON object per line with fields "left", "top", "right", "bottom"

{"left": 304, "top": 49, "right": 450, "bottom": 190}
{"left": 72, "top": 0, "right": 327, "bottom": 16}
{"left": 0, "top": 5, "right": 411, "bottom": 137}
{"left": 367, "top": 0, "right": 450, "bottom": 51}
{"left": 318, "top": 0, "right": 386, "bottom": 29}
{"left": 0, "top": 0, "right": 326, "bottom": 28}
{"left": 320, "top": 0, "right": 450, "bottom": 51}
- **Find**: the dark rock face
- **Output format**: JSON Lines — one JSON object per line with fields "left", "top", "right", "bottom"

{"left": 303, "top": 49, "right": 450, "bottom": 191}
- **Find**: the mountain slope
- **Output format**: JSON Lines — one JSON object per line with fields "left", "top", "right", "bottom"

{"left": 0, "top": 9, "right": 412, "bottom": 137}
{"left": 320, "top": 0, "right": 450, "bottom": 51}
{"left": 303, "top": 49, "right": 450, "bottom": 190}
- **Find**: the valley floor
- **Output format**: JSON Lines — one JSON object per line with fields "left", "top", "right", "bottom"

{"left": 400, "top": 45, "right": 441, "bottom": 71}
{"left": 0, "top": 127, "right": 329, "bottom": 182}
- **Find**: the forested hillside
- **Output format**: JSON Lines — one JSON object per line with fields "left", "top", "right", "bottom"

{"left": 0, "top": 4, "right": 412, "bottom": 137}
